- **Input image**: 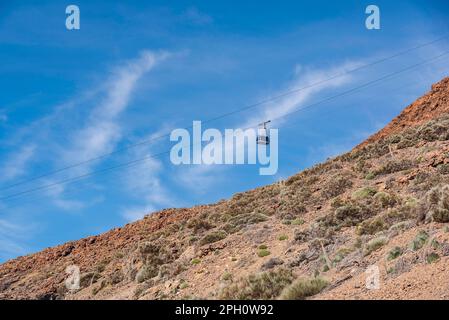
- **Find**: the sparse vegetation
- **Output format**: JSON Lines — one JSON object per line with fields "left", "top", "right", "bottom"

{"left": 357, "top": 217, "right": 386, "bottom": 235}
{"left": 333, "top": 247, "right": 353, "bottom": 263}
{"left": 365, "top": 172, "right": 376, "bottom": 180}
{"left": 352, "top": 187, "right": 377, "bottom": 200}
{"left": 135, "top": 241, "right": 176, "bottom": 283}
{"left": 6, "top": 88, "right": 449, "bottom": 300}
{"left": 410, "top": 231, "right": 429, "bottom": 251}
{"left": 438, "top": 164, "right": 449, "bottom": 175}
{"left": 321, "top": 174, "right": 353, "bottom": 199}
{"left": 187, "top": 218, "right": 214, "bottom": 234}
{"left": 374, "top": 192, "right": 398, "bottom": 208}
{"left": 427, "top": 252, "right": 440, "bottom": 264}
{"left": 199, "top": 230, "right": 227, "bottom": 245}
{"left": 387, "top": 247, "right": 403, "bottom": 261}
{"left": 222, "top": 212, "right": 269, "bottom": 234}
{"left": 425, "top": 185, "right": 449, "bottom": 223}
{"left": 280, "top": 277, "right": 328, "bottom": 300}
{"left": 219, "top": 269, "right": 295, "bottom": 300}
{"left": 364, "top": 236, "right": 388, "bottom": 256}
{"left": 258, "top": 249, "right": 271, "bottom": 257}
{"left": 320, "top": 202, "right": 373, "bottom": 229}
{"left": 222, "top": 272, "right": 233, "bottom": 281}
{"left": 373, "top": 159, "right": 414, "bottom": 177}
{"left": 291, "top": 218, "right": 304, "bottom": 225}
{"left": 136, "top": 264, "right": 158, "bottom": 283}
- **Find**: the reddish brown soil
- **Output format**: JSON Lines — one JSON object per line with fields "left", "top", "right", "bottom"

{"left": 1, "top": 77, "right": 449, "bottom": 300}
{"left": 358, "top": 77, "right": 449, "bottom": 148}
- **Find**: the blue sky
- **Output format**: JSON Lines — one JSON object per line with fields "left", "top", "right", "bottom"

{"left": 1, "top": 0, "right": 449, "bottom": 262}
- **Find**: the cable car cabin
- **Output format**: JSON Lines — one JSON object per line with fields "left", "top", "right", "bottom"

{"left": 257, "top": 120, "right": 271, "bottom": 145}
{"left": 256, "top": 133, "right": 269, "bottom": 145}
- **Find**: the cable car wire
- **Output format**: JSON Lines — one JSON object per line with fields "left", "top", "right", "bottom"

{"left": 1, "top": 34, "right": 449, "bottom": 192}
{"left": 1, "top": 50, "right": 448, "bottom": 202}
{"left": 4, "top": 62, "right": 449, "bottom": 210}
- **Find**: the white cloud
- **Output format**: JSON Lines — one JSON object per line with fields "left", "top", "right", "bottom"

{"left": 182, "top": 7, "right": 213, "bottom": 25}
{"left": 176, "top": 164, "right": 226, "bottom": 194}
{"left": 176, "top": 60, "right": 362, "bottom": 191}
{"left": 63, "top": 51, "right": 168, "bottom": 171}
{"left": 0, "top": 144, "right": 36, "bottom": 183}
{"left": 122, "top": 206, "right": 156, "bottom": 222}
{"left": 120, "top": 129, "right": 175, "bottom": 222}
{"left": 32, "top": 50, "right": 170, "bottom": 209}
{"left": 0, "top": 50, "right": 168, "bottom": 213}
{"left": 243, "top": 60, "right": 363, "bottom": 128}
{"left": 0, "top": 219, "right": 32, "bottom": 261}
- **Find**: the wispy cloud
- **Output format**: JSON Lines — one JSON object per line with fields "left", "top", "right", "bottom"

{"left": 175, "top": 60, "right": 361, "bottom": 191}
{"left": 0, "top": 50, "right": 168, "bottom": 211}
{"left": 177, "top": 164, "right": 226, "bottom": 194}
{"left": 62, "top": 51, "right": 168, "bottom": 172}
{"left": 0, "top": 219, "right": 32, "bottom": 261}
{"left": 0, "top": 144, "right": 36, "bottom": 183}
{"left": 121, "top": 129, "right": 175, "bottom": 222}
{"left": 243, "top": 61, "right": 363, "bottom": 128}
{"left": 46, "top": 50, "right": 168, "bottom": 208}
{"left": 182, "top": 7, "right": 213, "bottom": 26}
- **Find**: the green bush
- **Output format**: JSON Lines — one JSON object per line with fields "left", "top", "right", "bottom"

{"left": 373, "top": 159, "right": 414, "bottom": 177}
{"left": 431, "top": 239, "right": 440, "bottom": 249}
{"left": 374, "top": 192, "right": 398, "bottom": 208}
{"left": 199, "top": 230, "right": 227, "bottom": 245}
{"left": 222, "top": 272, "right": 233, "bottom": 281}
{"left": 179, "top": 282, "right": 189, "bottom": 289}
{"left": 387, "top": 246, "right": 402, "bottom": 261}
{"left": 433, "top": 208, "right": 449, "bottom": 223}
{"left": 423, "top": 185, "right": 449, "bottom": 223}
{"left": 410, "top": 231, "right": 429, "bottom": 251}
{"left": 219, "top": 269, "right": 295, "bottom": 300}
{"left": 191, "top": 258, "right": 201, "bottom": 265}
{"left": 187, "top": 218, "right": 214, "bottom": 233}
{"left": 365, "top": 172, "right": 376, "bottom": 180}
{"left": 356, "top": 217, "right": 386, "bottom": 235}
{"left": 278, "top": 235, "right": 288, "bottom": 241}
{"left": 135, "top": 241, "right": 175, "bottom": 283}
{"left": 222, "top": 212, "right": 268, "bottom": 234}
{"left": 427, "top": 252, "right": 440, "bottom": 264}
{"left": 291, "top": 218, "right": 305, "bottom": 225}
{"left": 417, "top": 117, "right": 449, "bottom": 142}
{"left": 280, "top": 277, "right": 328, "bottom": 300}
{"left": 136, "top": 264, "right": 158, "bottom": 283}
{"left": 321, "top": 174, "right": 353, "bottom": 199}
{"left": 364, "top": 236, "right": 388, "bottom": 256}
{"left": 352, "top": 187, "right": 377, "bottom": 200}
{"left": 322, "top": 203, "right": 372, "bottom": 228}
{"left": 258, "top": 249, "right": 271, "bottom": 257}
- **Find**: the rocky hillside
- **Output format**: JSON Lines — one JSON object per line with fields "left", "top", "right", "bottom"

{"left": 1, "top": 77, "right": 449, "bottom": 300}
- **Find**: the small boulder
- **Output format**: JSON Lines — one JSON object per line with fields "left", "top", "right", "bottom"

{"left": 261, "top": 257, "right": 284, "bottom": 270}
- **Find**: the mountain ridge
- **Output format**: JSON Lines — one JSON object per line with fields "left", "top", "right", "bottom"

{"left": 358, "top": 77, "right": 449, "bottom": 148}
{"left": 1, "top": 76, "right": 449, "bottom": 300}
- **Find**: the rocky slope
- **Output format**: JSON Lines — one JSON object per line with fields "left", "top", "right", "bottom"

{"left": 1, "top": 77, "right": 449, "bottom": 300}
